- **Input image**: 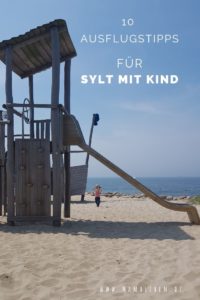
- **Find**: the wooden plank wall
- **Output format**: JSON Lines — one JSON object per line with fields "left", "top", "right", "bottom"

{"left": 70, "top": 165, "right": 88, "bottom": 195}
{"left": 15, "top": 139, "right": 51, "bottom": 217}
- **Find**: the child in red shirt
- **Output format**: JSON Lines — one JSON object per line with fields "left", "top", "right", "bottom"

{"left": 94, "top": 185, "right": 102, "bottom": 207}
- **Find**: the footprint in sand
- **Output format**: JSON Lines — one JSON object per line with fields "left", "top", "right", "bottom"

{"left": 0, "top": 273, "right": 14, "bottom": 287}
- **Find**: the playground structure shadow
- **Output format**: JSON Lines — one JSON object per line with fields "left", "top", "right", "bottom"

{"left": 0, "top": 218, "right": 194, "bottom": 241}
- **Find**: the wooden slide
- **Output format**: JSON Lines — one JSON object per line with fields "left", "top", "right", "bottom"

{"left": 63, "top": 114, "right": 200, "bottom": 225}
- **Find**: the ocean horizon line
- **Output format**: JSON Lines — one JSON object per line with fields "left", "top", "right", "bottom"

{"left": 86, "top": 177, "right": 200, "bottom": 196}
{"left": 88, "top": 176, "right": 200, "bottom": 179}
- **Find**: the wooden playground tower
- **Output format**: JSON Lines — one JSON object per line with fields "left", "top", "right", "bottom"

{"left": 0, "top": 20, "right": 76, "bottom": 225}
{"left": 0, "top": 19, "right": 200, "bottom": 226}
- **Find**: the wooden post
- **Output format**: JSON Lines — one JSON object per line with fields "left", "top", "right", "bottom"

{"left": 64, "top": 59, "right": 71, "bottom": 113}
{"left": 0, "top": 112, "right": 7, "bottom": 216}
{"left": 64, "top": 59, "right": 71, "bottom": 217}
{"left": 51, "top": 27, "right": 61, "bottom": 226}
{"left": 0, "top": 168, "right": 2, "bottom": 216}
{"left": 86, "top": 115, "right": 95, "bottom": 166}
{"left": 5, "top": 46, "right": 15, "bottom": 224}
{"left": 80, "top": 115, "right": 95, "bottom": 202}
{"left": 29, "top": 75, "right": 34, "bottom": 138}
{"left": 0, "top": 111, "right": 4, "bottom": 215}
{"left": 3, "top": 165, "right": 7, "bottom": 216}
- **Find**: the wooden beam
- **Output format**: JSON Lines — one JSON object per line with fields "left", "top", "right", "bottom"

{"left": 81, "top": 115, "right": 94, "bottom": 202}
{"left": 51, "top": 27, "right": 62, "bottom": 226}
{"left": 0, "top": 111, "right": 5, "bottom": 162}
{"left": 64, "top": 59, "right": 71, "bottom": 112}
{"left": 11, "top": 108, "right": 29, "bottom": 122}
{"left": 64, "top": 59, "right": 71, "bottom": 217}
{"left": 29, "top": 75, "right": 34, "bottom": 138}
{"left": 85, "top": 115, "right": 95, "bottom": 166}
{"left": 5, "top": 46, "right": 15, "bottom": 222}
{"left": 0, "top": 111, "right": 4, "bottom": 215}
{"left": 4, "top": 103, "right": 59, "bottom": 109}
{"left": 51, "top": 28, "right": 60, "bottom": 105}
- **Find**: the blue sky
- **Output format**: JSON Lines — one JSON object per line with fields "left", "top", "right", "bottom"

{"left": 0, "top": 0, "right": 200, "bottom": 177}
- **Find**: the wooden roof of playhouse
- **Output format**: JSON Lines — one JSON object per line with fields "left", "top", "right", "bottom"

{"left": 0, "top": 19, "right": 76, "bottom": 78}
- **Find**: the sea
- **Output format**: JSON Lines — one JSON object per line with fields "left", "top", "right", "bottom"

{"left": 86, "top": 177, "right": 200, "bottom": 197}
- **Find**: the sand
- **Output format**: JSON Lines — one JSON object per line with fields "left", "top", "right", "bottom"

{"left": 0, "top": 194, "right": 200, "bottom": 300}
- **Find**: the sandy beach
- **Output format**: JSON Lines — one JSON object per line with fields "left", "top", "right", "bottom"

{"left": 0, "top": 194, "right": 200, "bottom": 300}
